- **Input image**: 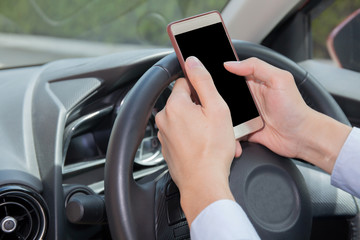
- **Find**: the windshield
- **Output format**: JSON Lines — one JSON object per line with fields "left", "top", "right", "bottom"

{"left": 0, "top": 0, "right": 228, "bottom": 69}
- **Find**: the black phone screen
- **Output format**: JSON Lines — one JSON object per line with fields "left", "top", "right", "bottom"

{"left": 175, "top": 22, "right": 259, "bottom": 126}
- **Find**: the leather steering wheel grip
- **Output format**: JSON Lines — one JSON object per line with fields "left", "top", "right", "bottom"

{"left": 105, "top": 40, "right": 350, "bottom": 240}
{"left": 105, "top": 54, "right": 182, "bottom": 239}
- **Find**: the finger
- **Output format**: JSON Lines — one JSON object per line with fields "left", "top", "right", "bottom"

{"left": 235, "top": 141, "right": 242, "bottom": 158}
{"left": 157, "top": 130, "right": 164, "bottom": 144}
{"left": 167, "top": 78, "right": 194, "bottom": 108}
{"left": 185, "top": 56, "right": 222, "bottom": 108}
{"left": 224, "top": 57, "right": 291, "bottom": 88}
{"left": 157, "top": 131, "right": 169, "bottom": 162}
{"left": 164, "top": 78, "right": 195, "bottom": 118}
{"left": 172, "top": 77, "right": 191, "bottom": 96}
{"left": 247, "top": 129, "right": 266, "bottom": 145}
{"left": 173, "top": 75, "right": 200, "bottom": 104}
{"left": 155, "top": 109, "right": 166, "bottom": 132}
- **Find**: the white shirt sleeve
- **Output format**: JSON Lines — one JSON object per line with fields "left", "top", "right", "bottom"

{"left": 331, "top": 127, "right": 360, "bottom": 198}
{"left": 190, "top": 127, "right": 360, "bottom": 239}
{"left": 190, "top": 199, "right": 260, "bottom": 240}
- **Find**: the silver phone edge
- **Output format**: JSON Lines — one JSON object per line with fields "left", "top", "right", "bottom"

{"left": 234, "top": 116, "right": 264, "bottom": 140}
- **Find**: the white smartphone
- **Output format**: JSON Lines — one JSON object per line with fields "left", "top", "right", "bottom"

{"left": 167, "top": 11, "right": 264, "bottom": 139}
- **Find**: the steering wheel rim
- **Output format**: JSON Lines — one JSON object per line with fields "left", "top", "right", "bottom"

{"left": 105, "top": 40, "right": 350, "bottom": 240}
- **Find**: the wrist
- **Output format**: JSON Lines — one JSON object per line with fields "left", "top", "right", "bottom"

{"left": 298, "top": 110, "right": 351, "bottom": 173}
{"left": 179, "top": 174, "right": 234, "bottom": 226}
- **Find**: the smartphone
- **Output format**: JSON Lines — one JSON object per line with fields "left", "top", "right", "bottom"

{"left": 167, "top": 11, "right": 263, "bottom": 139}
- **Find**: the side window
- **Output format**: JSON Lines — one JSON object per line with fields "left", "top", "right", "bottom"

{"left": 312, "top": 0, "right": 360, "bottom": 70}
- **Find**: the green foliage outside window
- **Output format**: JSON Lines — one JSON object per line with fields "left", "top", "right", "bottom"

{"left": 0, "top": 0, "right": 227, "bottom": 46}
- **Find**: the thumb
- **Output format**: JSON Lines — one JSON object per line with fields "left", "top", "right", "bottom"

{"left": 224, "top": 57, "right": 288, "bottom": 88}
{"left": 185, "top": 56, "right": 223, "bottom": 108}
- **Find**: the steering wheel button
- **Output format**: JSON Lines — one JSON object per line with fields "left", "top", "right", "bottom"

{"left": 173, "top": 224, "right": 190, "bottom": 239}
{"left": 166, "top": 180, "right": 179, "bottom": 197}
{"left": 180, "top": 207, "right": 186, "bottom": 220}
{"left": 166, "top": 197, "right": 182, "bottom": 225}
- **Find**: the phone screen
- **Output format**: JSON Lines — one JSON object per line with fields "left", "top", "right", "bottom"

{"left": 175, "top": 22, "right": 259, "bottom": 126}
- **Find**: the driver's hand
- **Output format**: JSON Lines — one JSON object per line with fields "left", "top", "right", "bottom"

{"left": 224, "top": 57, "right": 351, "bottom": 173}
{"left": 155, "top": 56, "right": 241, "bottom": 226}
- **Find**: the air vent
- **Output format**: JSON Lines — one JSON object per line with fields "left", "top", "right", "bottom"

{"left": 0, "top": 186, "right": 48, "bottom": 240}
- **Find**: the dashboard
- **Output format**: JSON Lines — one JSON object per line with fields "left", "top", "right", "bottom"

{"left": 0, "top": 45, "right": 360, "bottom": 239}
{"left": 0, "top": 48, "right": 172, "bottom": 239}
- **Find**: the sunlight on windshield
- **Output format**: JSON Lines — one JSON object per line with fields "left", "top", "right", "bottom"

{"left": 0, "top": 0, "right": 228, "bottom": 69}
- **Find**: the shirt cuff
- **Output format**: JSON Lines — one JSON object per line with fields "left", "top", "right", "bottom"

{"left": 331, "top": 127, "right": 360, "bottom": 198}
{"left": 190, "top": 199, "right": 260, "bottom": 240}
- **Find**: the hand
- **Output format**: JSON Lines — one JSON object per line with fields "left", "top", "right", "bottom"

{"left": 155, "top": 56, "right": 241, "bottom": 226}
{"left": 224, "top": 57, "right": 351, "bottom": 173}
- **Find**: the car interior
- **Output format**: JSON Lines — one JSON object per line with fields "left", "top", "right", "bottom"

{"left": 0, "top": 0, "right": 360, "bottom": 239}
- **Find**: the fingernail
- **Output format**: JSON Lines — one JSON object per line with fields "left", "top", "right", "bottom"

{"left": 186, "top": 56, "right": 203, "bottom": 69}
{"left": 224, "top": 61, "right": 242, "bottom": 66}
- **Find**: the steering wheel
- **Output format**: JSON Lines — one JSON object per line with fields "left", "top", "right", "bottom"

{"left": 105, "top": 40, "right": 350, "bottom": 239}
